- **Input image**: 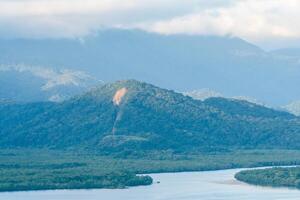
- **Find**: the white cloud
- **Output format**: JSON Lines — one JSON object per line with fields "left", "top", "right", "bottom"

{"left": 137, "top": 0, "right": 300, "bottom": 45}
{"left": 0, "top": 0, "right": 236, "bottom": 38}
{"left": 0, "top": 0, "right": 299, "bottom": 48}
{"left": 0, "top": 0, "right": 137, "bottom": 16}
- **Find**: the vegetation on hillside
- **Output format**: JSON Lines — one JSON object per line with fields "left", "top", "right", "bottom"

{"left": 1, "top": 149, "right": 300, "bottom": 192}
{"left": 1, "top": 80, "right": 300, "bottom": 152}
{"left": 1, "top": 80, "right": 300, "bottom": 191}
{"left": 235, "top": 167, "right": 300, "bottom": 189}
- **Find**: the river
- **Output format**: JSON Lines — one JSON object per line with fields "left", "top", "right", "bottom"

{"left": 1, "top": 168, "right": 300, "bottom": 200}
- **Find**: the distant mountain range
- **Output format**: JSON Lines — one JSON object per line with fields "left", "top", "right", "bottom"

{"left": 1, "top": 80, "right": 299, "bottom": 152}
{"left": 283, "top": 101, "right": 300, "bottom": 116}
{"left": 184, "top": 89, "right": 265, "bottom": 106}
{"left": 271, "top": 48, "right": 300, "bottom": 62}
{"left": 0, "top": 64, "right": 101, "bottom": 102}
{"left": 1, "top": 29, "right": 300, "bottom": 106}
{"left": 185, "top": 89, "right": 300, "bottom": 116}
{"left": 183, "top": 89, "right": 223, "bottom": 101}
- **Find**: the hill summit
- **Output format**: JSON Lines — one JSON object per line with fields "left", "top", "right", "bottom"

{"left": 0, "top": 80, "right": 299, "bottom": 153}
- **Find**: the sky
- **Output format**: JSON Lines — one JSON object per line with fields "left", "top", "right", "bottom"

{"left": 0, "top": 0, "right": 300, "bottom": 49}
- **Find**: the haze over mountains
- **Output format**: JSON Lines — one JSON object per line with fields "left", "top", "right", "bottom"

{"left": 1, "top": 29, "right": 300, "bottom": 109}
{"left": 271, "top": 48, "right": 300, "bottom": 62}
{"left": 0, "top": 64, "right": 100, "bottom": 102}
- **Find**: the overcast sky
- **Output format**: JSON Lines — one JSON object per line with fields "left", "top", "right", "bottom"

{"left": 0, "top": 0, "right": 299, "bottom": 49}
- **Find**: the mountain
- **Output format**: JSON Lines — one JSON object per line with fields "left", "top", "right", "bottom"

{"left": 183, "top": 89, "right": 223, "bottom": 100}
{"left": 1, "top": 29, "right": 300, "bottom": 106}
{"left": 283, "top": 101, "right": 300, "bottom": 116}
{"left": 1, "top": 80, "right": 299, "bottom": 153}
{"left": 203, "top": 97, "right": 291, "bottom": 119}
{"left": 0, "top": 64, "right": 101, "bottom": 102}
{"left": 271, "top": 48, "right": 300, "bottom": 61}
{"left": 185, "top": 89, "right": 265, "bottom": 106}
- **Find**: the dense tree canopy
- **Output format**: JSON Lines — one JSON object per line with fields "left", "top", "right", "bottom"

{"left": 1, "top": 80, "right": 300, "bottom": 153}
{"left": 235, "top": 167, "right": 300, "bottom": 189}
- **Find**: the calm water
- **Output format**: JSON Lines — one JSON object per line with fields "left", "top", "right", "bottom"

{"left": 1, "top": 168, "right": 300, "bottom": 200}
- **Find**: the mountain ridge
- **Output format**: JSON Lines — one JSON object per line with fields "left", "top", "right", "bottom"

{"left": 1, "top": 80, "right": 300, "bottom": 153}
{"left": 0, "top": 64, "right": 101, "bottom": 102}
{"left": 1, "top": 28, "right": 300, "bottom": 105}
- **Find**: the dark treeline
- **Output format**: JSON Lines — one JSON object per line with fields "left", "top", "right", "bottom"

{"left": 235, "top": 167, "right": 300, "bottom": 189}
{"left": 2, "top": 149, "right": 300, "bottom": 192}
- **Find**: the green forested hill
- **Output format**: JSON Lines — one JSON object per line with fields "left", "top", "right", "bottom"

{"left": 1, "top": 80, "right": 300, "bottom": 152}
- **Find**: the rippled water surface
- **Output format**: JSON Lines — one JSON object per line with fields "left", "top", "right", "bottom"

{"left": 1, "top": 168, "right": 300, "bottom": 200}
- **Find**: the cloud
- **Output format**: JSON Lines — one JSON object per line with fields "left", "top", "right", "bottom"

{"left": 0, "top": 0, "right": 235, "bottom": 38}
{"left": 0, "top": 0, "right": 230, "bottom": 17}
{"left": 137, "top": 0, "right": 300, "bottom": 46}
{"left": 0, "top": 0, "right": 136, "bottom": 16}
{"left": 0, "top": 0, "right": 299, "bottom": 48}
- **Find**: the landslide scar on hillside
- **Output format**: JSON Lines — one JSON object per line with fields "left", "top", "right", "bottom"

{"left": 113, "top": 88, "right": 127, "bottom": 106}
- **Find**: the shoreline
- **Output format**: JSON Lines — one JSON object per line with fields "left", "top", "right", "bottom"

{"left": 235, "top": 166, "right": 300, "bottom": 190}
{"left": 2, "top": 165, "right": 298, "bottom": 194}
